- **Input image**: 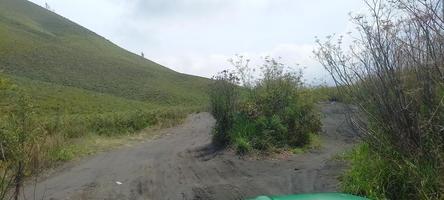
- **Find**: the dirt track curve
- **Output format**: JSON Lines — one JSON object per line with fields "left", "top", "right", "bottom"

{"left": 22, "top": 102, "right": 359, "bottom": 200}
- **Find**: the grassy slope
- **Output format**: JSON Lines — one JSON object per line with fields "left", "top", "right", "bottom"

{"left": 0, "top": 0, "right": 210, "bottom": 107}
{"left": 5, "top": 75, "right": 157, "bottom": 115}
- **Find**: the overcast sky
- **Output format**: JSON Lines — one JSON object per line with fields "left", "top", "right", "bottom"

{"left": 28, "top": 0, "right": 365, "bottom": 84}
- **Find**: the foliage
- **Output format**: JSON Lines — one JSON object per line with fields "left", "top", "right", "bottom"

{"left": 315, "top": 0, "right": 444, "bottom": 198}
{"left": 209, "top": 57, "right": 321, "bottom": 153}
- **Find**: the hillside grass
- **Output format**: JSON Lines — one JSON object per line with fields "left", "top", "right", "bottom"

{"left": 0, "top": 0, "right": 210, "bottom": 105}
{"left": 2, "top": 75, "right": 156, "bottom": 115}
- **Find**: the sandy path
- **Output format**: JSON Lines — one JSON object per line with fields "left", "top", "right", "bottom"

{"left": 22, "top": 102, "right": 358, "bottom": 200}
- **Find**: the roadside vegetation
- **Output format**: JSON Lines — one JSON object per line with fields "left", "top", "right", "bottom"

{"left": 315, "top": 0, "right": 444, "bottom": 199}
{"left": 209, "top": 56, "right": 321, "bottom": 154}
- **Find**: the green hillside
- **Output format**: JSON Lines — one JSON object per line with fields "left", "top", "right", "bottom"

{"left": 3, "top": 75, "right": 157, "bottom": 115}
{"left": 0, "top": 0, "right": 210, "bottom": 106}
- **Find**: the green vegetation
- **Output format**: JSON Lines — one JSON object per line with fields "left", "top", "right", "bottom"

{"left": 3, "top": 76, "right": 156, "bottom": 115}
{"left": 209, "top": 57, "right": 321, "bottom": 154}
{"left": 315, "top": 0, "right": 444, "bottom": 199}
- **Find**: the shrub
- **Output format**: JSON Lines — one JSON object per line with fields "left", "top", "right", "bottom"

{"left": 209, "top": 57, "right": 321, "bottom": 153}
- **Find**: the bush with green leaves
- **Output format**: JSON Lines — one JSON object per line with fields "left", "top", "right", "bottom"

{"left": 209, "top": 57, "right": 321, "bottom": 153}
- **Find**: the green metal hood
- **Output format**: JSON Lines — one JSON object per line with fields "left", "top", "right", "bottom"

{"left": 247, "top": 193, "right": 369, "bottom": 200}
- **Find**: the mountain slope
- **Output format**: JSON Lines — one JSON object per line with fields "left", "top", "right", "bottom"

{"left": 3, "top": 75, "right": 157, "bottom": 115}
{"left": 0, "top": 0, "right": 210, "bottom": 106}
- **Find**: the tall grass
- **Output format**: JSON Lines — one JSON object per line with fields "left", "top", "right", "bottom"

{"left": 315, "top": 0, "right": 444, "bottom": 198}
{"left": 342, "top": 144, "right": 441, "bottom": 200}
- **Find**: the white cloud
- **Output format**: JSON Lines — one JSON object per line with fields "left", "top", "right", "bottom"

{"left": 29, "top": 0, "right": 366, "bottom": 85}
{"left": 152, "top": 43, "right": 332, "bottom": 84}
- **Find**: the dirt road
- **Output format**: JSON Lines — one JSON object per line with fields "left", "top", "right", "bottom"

{"left": 22, "top": 102, "right": 359, "bottom": 200}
